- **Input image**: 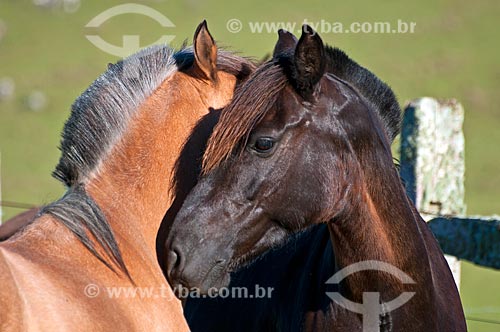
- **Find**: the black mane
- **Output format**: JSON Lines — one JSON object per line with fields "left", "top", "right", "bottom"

{"left": 324, "top": 46, "right": 401, "bottom": 142}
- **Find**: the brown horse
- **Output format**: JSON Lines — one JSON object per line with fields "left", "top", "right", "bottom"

{"left": 0, "top": 21, "right": 254, "bottom": 331}
{"left": 165, "top": 26, "right": 466, "bottom": 331}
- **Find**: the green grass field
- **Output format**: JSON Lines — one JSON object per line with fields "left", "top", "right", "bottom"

{"left": 0, "top": 1, "right": 499, "bottom": 330}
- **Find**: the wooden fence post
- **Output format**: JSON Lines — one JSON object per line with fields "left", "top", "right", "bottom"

{"left": 400, "top": 97, "right": 465, "bottom": 289}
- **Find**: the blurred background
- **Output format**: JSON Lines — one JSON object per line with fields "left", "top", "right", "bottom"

{"left": 0, "top": 0, "right": 498, "bottom": 330}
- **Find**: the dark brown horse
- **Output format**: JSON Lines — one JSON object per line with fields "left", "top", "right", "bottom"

{"left": 0, "top": 21, "right": 254, "bottom": 331}
{"left": 165, "top": 26, "right": 466, "bottom": 331}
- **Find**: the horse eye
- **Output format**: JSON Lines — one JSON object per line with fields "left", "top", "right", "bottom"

{"left": 253, "top": 137, "right": 275, "bottom": 153}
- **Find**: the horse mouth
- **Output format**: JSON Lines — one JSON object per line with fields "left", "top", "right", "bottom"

{"left": 170, "top": 259, "right": 231, "bottom": 296}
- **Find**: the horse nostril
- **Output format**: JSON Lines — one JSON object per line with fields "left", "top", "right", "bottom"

{"left": 165, "top": 247, "right": 184, "bottom": 279}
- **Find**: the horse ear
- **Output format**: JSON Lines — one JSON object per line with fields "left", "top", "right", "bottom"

{"left": 273, "top": 29, "right": 298, "bottom": 58}
{"left": 193, "top": 20, "right": 218, "bottom": 81}
{"left": 291, "top": 25, "right": 326, "bottom": 96}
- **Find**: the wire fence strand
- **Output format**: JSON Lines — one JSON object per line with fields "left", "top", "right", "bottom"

{"left": 466, "top": 316, "right": 500, "bottom": 325}
{"left": 0, "top": 200, "right": 37, "bottom": 210}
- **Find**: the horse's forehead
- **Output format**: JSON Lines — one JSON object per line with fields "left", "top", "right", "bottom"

{"left": 258, "top": 87, "right": 304, "bottom": 125}
{"left": 271, "top": 78, "right": 353, "bottom": 120}
{"left": 247, "top": 73, "right": 366, "bottom": 132}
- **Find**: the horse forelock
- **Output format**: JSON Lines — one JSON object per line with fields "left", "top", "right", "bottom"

{"left": 202, "top": 61, "right": 288, "bottom": 174}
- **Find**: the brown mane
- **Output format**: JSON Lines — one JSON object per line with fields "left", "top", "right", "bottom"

{"left": 202, "top": 61, "right": 287, "bottom": 173}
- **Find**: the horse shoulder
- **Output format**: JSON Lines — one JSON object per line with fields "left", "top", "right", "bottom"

{"left": 1, "top": 214, "right": 189, "bottom": 331}
{"left": 0, "top": 215, "right": 102, "bottom": 330}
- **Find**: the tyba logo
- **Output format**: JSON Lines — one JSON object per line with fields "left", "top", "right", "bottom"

{"left": 326, "top": 260, "right": 416, "bottom": 332}
{"left": 85, "top": 3, "right": 175, "bottom": 58}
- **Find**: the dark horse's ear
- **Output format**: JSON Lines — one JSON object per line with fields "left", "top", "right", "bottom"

{"left": 193, "top": 20, "right": 218, "bottom": 81}
{"left": 273, "top": 29, "right": 298, "bottom": 58}
{"left": 290, "top": 25, "right": 326, "bottom": 98}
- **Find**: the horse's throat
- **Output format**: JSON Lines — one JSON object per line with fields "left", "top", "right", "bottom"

{"left": 327, "top": 188, "right": 432, "bottom": 305}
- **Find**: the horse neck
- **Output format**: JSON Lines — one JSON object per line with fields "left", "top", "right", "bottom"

{"left": 85, "top": 72, "right": 234, "bottom": 261}
{"left": 326, "top": 147, "right": 436, "bottom": 302}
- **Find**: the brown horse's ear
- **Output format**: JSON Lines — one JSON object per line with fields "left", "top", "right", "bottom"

{"left": 273, "top": 29, "right": 298, "bottom": 58}
{"left": 193, "top": 20, "right": 218, "bottom": 81}
{"left": 291, "top": 25, "right": 326, "bottom": 97}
